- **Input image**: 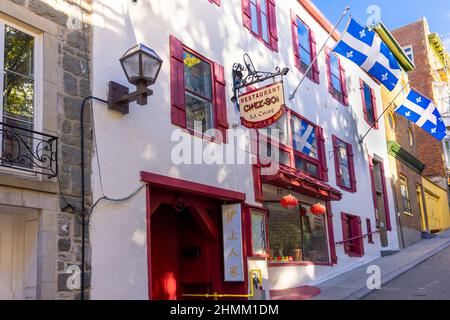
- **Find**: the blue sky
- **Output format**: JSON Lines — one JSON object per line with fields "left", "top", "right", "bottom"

{"left": 312, "top": 0, "right": 450, "bottom": 50}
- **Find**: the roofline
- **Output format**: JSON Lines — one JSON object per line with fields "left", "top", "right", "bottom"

{"left": 298, "top": 0, "right": 340, "bottom": 41}
{"left": 373, "top": 22, "right": 415, "bottom": 72}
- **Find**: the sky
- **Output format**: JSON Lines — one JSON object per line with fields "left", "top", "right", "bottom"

{"left": 312, "top": 0, "right": 450, "bottom": 51}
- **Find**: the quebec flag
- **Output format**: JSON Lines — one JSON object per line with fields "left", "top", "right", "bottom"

{"left": 395, "top": 89, "right": 447, "bottom": 140}
{"left": 292, "top": 119, "right": 316, "bottom": 156}
{"left": 333, "top": 18, "right": 402, "bottom": 91}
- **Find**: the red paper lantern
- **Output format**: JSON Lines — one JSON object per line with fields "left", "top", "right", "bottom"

{"left": 311, "top": 202, "right": 326, "bottom": 216}
{"left": 280, "top": 194, "right": 298, "bottom": 209}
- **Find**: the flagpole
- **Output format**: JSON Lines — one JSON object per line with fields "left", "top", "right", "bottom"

{"left": 358, "top": 84, "right": 408, "bottom": 144}
{"left": 289, "top": 6, "right": 350, "bottom": 100}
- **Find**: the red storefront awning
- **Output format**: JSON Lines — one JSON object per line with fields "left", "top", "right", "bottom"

{"left": 261, "top": 165, "right": 342, "bottom": 201}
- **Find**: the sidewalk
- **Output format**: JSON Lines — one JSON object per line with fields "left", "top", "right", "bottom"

{"left": 312, "top": 229, "right": 450, "bottom": 300}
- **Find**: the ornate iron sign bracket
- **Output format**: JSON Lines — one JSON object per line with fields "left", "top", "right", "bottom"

{"left": 231, "top": 54, "right": 289, "bottom": 109}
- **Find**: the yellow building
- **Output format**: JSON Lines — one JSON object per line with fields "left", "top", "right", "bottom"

{"left": 421, "top": 177, "right": 450, "bottom": 232}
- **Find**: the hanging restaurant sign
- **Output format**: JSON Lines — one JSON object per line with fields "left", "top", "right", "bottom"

{"left": 221, "top": 204, "right": 244, "bottom": 282}
{"left": 239, "top": 82, "right": 286, "bottom": 129}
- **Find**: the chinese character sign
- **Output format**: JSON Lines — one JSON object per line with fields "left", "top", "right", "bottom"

{"left": 222, "top": 204, "right": 244, "bottom": 282}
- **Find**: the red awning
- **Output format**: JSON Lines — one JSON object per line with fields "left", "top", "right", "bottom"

{"left": 261, "top": 165, "right": 342, "bottom": 201}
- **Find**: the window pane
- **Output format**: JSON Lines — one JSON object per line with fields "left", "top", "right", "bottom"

{"left": 332, "top": 75, "right": 342, "bottom": 93}
{"left": 338, "top": 142, "right": 351, "bottom": 188}
{"left": 363, "top": 83, "right": 375, "bottom": 123}
{"left": 261, "top": 13, "right": 269, "bottom": 43}
{"left": 260, "top": 0, "right": 267, "bottom": 14}
{"left": 295, "top": 156, "right": 319, "bottom": 178}
{"left": 302, "top": 204, "right": 328, "bottom": 263}
{"left": 297, "top": 21, "right": 310, "bottom": 56}
{"left": 183, "top": 51, "right": 212, "bottom": 99}
{"left": 291, "top": 115, "right": 318, "bottom": 159}
{"left": 300, "top": 47, "right": 312, "bottom": 68}
{"left": 259, "top": 142, "right": 290, "bottom": 166}
{"left": 250, "top": 3, "right": 259, "bottom": 34}
{"left": 185, "top": 92, "right": 214, "bottom": 132}
{"left": 4, "top": 25, "right": 34, "bottom": 78}
{"left": 263, "top": 112, "right": 289, "bottom": 145}
{"left": 251, "top": 210, "right": 267, "bottom": 255}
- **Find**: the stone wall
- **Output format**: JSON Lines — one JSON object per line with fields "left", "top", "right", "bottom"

{"left": 4, "top": 0, "right": 94, "bottom": 299}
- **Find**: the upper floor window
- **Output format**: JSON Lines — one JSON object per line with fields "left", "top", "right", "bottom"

{"left": 326, "top": 49, "right": 348, "bottom": 105}
{"left": 291, "top": 12, "right": 320, "bottom": 83}
{"left": 332, "top": 136, "right": 356, "bottom": 192}
{"left": 170, "top": 35, "right": 229, "bottom": 142}
{"left": 408, "top": 128, "right": 414, "bottom": 146}
{"left": 341, "top": 213, "right": 364, "bottom": 257}
{"left": 403, "top": 45, "right": 414, "bottom": 64}
{"left": 399, "top": 175, "right": 412, "bottom": 215}
{"left": 258, "top": 108, "right": 328, "bottom": 181}
{"left": 360, "top": 80, "right": 378, "bottom": 128}
{"left": 242, "top": 0, "right": 278, "bottom": 51}
{"left": 444, "top": 139, "right": 450, "bottom": 168}
{"left": 388, "top": 111, "right": 395, "bottom": 131}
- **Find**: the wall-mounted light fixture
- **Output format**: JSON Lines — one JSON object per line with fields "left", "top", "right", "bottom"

{"left": 108, "top": 43, "right": 163, "bottom": 114}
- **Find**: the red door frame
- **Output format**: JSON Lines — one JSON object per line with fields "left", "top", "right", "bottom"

{"left": 141, "top": 171, "right": 247, "bottom": 300}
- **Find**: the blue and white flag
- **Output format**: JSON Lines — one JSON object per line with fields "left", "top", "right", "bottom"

{"left": 395, "top": 89, "right": 447, "bottom": 140}
{"left": 333, "top": 18, "right": 402, "bottom": 91}
{"left": 292, "top": 119, "right": 316, "bottom": 156}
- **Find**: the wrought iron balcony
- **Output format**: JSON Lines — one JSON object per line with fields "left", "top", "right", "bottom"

{"left": 0, "top": 121, "right": 58, "bottom": 178}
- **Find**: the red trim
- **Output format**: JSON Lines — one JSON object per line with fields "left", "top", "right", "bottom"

{"left": 371, "top": 86, "right": 379, "bottom": 129}
{"left": 140, "top": 171, "right": 246, "bottom": 202}
{"left": 339, "top": 59, "right": 349, "bottom": 106}
{"left": 146, "top": 186, "right": 152, "bottom": 300}
{"left": 297, "top": 0, "right": 340, "bottom": 41}
{"left": 213, "top": 62, "right": 229, "bottom": 143}
{"left": 244, "top": 205, "right": 270, "bottom": 258}
{"left": 360, "top": 79, "right": 379, "bottom": 129}
{"left": 326, "top": 202, "right": 337, "bottom": 264}
{"left": 170, "top": 35, "right": 186, "bottom": 128}
{"left": 368, "top": 154, "right": 379, "bottom": 226}
{"left": 332, "top": 135, "right": 356, "bottom": 193}
{"left": 341, "top": 212, "right": 364, "bottom": 257}
{"left": 366, "top": 218, "right": 374, "bottom": 244}
{"left": 379, "top": 160, "right": 392, "bottom": 231}
{"left": 208, "top": 0, "right": 220, "bottom": 5}
{"left": 268, "top": 261, "right": 333, "bottom": 267}
{"left": 326, "top": 48, "right": 347, "bottom": 106}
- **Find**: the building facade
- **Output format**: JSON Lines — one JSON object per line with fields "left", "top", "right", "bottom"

{"left": 88, "top": 0, "right": 399, "bottom": 300}
{"left": 0, "top": 0, "right": 93, "bottom": 299}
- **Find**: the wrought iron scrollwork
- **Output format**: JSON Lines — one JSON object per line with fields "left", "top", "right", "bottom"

{"left": 0, "top": 121, "right": 58, "bottom": 178}
{"left": 231, "top": 53, "right": 289, "bottom": 107}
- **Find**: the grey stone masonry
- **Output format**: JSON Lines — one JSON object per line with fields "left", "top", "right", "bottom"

{"left": 5, "top": 0, "right": 94, "bottom": 299}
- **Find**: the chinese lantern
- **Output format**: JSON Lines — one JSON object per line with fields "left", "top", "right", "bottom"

{"left": 311, "top": 202, "right": 326, "bottom": 216}
{"left": 280, "top": 194, "right": 298, "bottom": 209}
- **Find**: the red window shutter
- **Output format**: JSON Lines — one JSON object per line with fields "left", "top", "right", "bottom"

{"left": 348, "top": 143, "right": 357, "bottom": 192}
{"left": 379, "top": 161, "right": 391, "bottom": 231}
{"left": 210, "top": 0, "right": 220, "bottom": 5}
{"left": 366, "top": 218, "right": 374, "bottom": 244}
{"left": 339, "top": 61, "right": 349, "bottom": 106}
{"left": 341, "top": 213, "right": 350, "bottom": 254}
{"left": 317, "top": 127, "right": 328, "bottom": 181}
{"left": 332, "top": 135, "right": 342, "bottom": 188}
{"left": 310, "top": 28, "right": 320, "bottom": 83}
{"left": 325, "top": 48, "right": 333, "bottom": 94}
{"left": 267, "top": 0, "right": 278, "bottom": 51}
{"left": 252, "top": 164, "right": 264, "bottom": 202}
{"left": 370, "top": 87, "right": 378, "bottom": 129}
{"left": 291, "top": 11, "right": 301, "bottom": 70}
{"left": 360, "top": 79, "right": 368, "bottom": 123}
{"left": 213, "top": 62, "right": 229, "bottom": 143}
{"left": 368, "top": 155, "right": 379, "bottom": 225}
{"left": 326, "top": 202, "right": 337, "bottom": 264}
{"left": 170, "top": 35, "right": 186, "bottom": 128}
{"left": 241, "top": 0, "right": 252, "bottom": 30}
{"left": 356, "top": 216, "right": 364, "bottom": 256}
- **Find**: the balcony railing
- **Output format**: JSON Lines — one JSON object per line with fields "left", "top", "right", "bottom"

{"left": 0, "top": 121, "right": 58, "bottom": 178}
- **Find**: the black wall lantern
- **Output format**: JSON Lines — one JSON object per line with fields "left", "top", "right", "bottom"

{"left": 108, "top": 43, "right": 163, "bottom": 114}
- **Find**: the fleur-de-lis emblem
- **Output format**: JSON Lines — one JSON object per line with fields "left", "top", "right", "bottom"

{"left": 405, "top": 111, "right": 411, "bottom": 117}
{"left": 346, "top": 51, "right": 354, "bottom": 58}
{"left": 416, "top": 97, "right": 422, "bottom": 103}
{"left": 431, "top": 127, "right": 437, "bottom": 134}
{"left": 381, "top": 73, "right": 388, "bottom": 81}
{"left": 359, "top": 29, "right": 366, "bottom": 38}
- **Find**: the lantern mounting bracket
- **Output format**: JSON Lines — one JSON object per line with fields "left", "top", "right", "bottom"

{"left": 108, "top": 81, "right": 154, "bottom": 115}
{"left": 231, "top": 53, "right": 289, "bottom": 109}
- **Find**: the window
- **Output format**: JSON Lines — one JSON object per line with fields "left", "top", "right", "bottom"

{"left": 242, "top": 0, "right": 278, "bottom": 51}
{"left": 360, "top": 80, "right": 378, "bottom": 128}
{"left": 444, "top": 139, "right": 450, "bottom": 168}
{"left": 399, "top": 175, "right": 412, "bottom": 215}
{"left": 170, "top": 35, "right": 228, "bottom": 142}
{"left": 258, "top": 109, "right": 328, "bottom": 180}
{"left": 366, "top": 218, "right": 374, "bottom": 244}
{"left": 341, "top": 213, "right": 364, "bottom": 257}
{"left": 408, "top": 128, "right": 414, "bottom": 146}
{"left": 369, "top": 156, "right": 391, "bottom": 230}
{"left": 291, "top": 12, "right": 319, "bottom": 83}
{"left": 326, "top": 49, "right": 348, "bottom": 105}
{"left": 266, "top": 202, "right": 329, "bottom": 263}
{"left": 0, "top": 22, "right": 38, "bottom": 170}
{"left": 388, "top": 111, "right": 395, "bottom": 131}
{"left": 249, "top": 208, "right": 268, "bottom": 256}
{"left": 403, "top": 45, "right": 414, "bottom": 64}
{"left": 332, "top": 136, "right": 356, "bottom": 192}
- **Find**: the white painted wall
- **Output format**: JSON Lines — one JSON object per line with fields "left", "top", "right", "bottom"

{"left": 90, "top": 0, "right": 399, "bottom": 299}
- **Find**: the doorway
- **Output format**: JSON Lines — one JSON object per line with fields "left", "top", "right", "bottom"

{"left": 371, "top": 159, "right": 389, "bottom": 247}
{"left": 0, "top": 209, "right": 38, "bottom": 300}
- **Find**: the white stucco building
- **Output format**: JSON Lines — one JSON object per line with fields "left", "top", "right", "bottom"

{"left": 89, "top": 0, "right": 399, "bottom": 300}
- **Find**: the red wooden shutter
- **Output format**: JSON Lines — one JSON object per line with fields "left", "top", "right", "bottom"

{"left": 366, "top": 218, "right": 374, "bottom": 244}
{"left": 267, "top": 0, "right": 278, "bottom": 51}
{"left": 356, "top": 216, "right": 364, "bottom": 256}
{"left": 325, "top": 48, "right": 333, "bottom": 94}
{"left": 332, "top": 135, "right": 342, "bottom": 188}
{"left": 370, "top": 87, "right": 378, "bottom": 129}
{"left": 339, "top": 60, "right": 349, "bottom": 106}
{"left": 348, "top": 143, "right": 357, "bottom": 192}
{"left": 242, "top": 0, "right": 252, "bottom": 30}
{"left": 310, "top": 28, "right": 320, "bottom": 83}
{"left": 291, "top": 11, "right": 301, "bottom": 70}
{"left": 210, "top": 0, "right": 220, "bottom": 5}
{"left": 214, "top": 62, "right": 229, "bottom": 143}
{"left": 250, "top": 127, "right": 264, "bottom": 202}
{"left": 317, "top": 127, "right": 328, "bottom": 181}
{"left": 326, "top": 202, "right": 337, "bottom": 264}
{"left": 360, "top": 79, "right": 368, "bottom": 123}
{"left": 379, "top": 161, "right": 391, "bottom": 231}
{"left": 341, "top": 213, "right": 350, "bottom": 254}
{"left": 368, "top": 155, "right": 379, "bottom": 226}
{"left": 170, "top": 35, "right": 186, "bottom": 127}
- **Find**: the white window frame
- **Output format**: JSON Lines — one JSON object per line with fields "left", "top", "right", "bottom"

{"left": 402, "top": 45, "right": 414, "bottom": 64}
{"left": 0, "top": 18, "right": 43, "bottom": 177}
